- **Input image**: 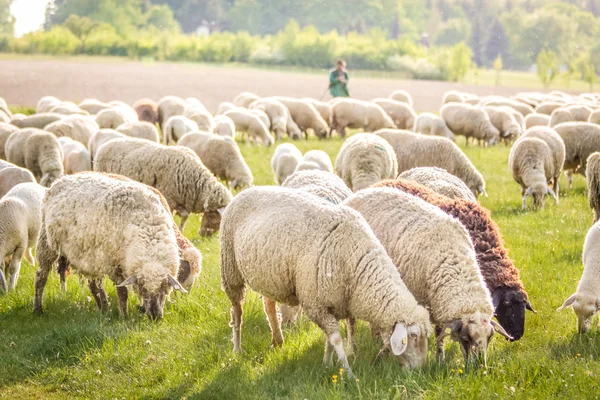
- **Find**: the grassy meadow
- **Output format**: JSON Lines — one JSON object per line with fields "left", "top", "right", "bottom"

{"left": 0, "top": 133, "right": 598, "bottom": 399}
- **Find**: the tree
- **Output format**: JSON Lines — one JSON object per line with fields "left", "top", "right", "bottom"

{"left": 537, "top": 49, "right": 559, "bottom": 88}
{"left": 64, "top": 15, "right": 101, "bottom": 52}
{"left": 493, "top": 55, "right": 503, "bottom": 86}
{"left": 449, "top": 42, "right": 472, "bottom": 82}
{"left": 434, "top": 18, "right": 471, "bottom": 47}
{"left": 0, "top": 0, "right": 13, "bottom": 35}
{"left": 485, "top": 19, "right": 509, "bottom": 67}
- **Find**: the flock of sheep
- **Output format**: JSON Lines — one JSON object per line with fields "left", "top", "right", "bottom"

{"left": 0, "top": 87, "right": 600, "bottom": 378}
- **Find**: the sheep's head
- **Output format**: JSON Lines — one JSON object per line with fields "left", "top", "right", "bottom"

{"left": 40, "top": 171, "right": 63, "bottom": 188}
{"left": 289, "top": 126, "right": 303, "bottom": 140}
{"left": 118, "top": 272, "right": 187, "bottom": 321}
{"left": 558, "top": 293, "right": 600, "bottom": 333}
{"left": 492, "top": 288, "right": 536, "bottom": 341}
{"left": 229, "top": 176, "right": 253, "bottom": 191}
{"left": 177, "top": 247, "right": 202, "bottom": 291}
{"left": 437, "top": 312, "right": 512, "bottom": 366}
{"left": 315, "top": 126, "right": 329, "bottom": 139}
{"left": 199, "top": 210, "right": 222, "bottom": 237}
{"left": 523, "top": 182, "right": 556, "bottom": 209}
{"left": 388, "top": 306, "right": 432, "bottom": 368}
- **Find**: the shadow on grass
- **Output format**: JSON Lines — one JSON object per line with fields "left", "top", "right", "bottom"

{"left": 548, "top": 331, "right": 600, "bottom": 361}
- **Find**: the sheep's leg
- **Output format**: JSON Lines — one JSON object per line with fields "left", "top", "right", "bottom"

{"left": 24, "top": 248, "right": 34, "bottom": 265}
{"left": 33, "top": 229, "right": 56, "bottom": 314}
{"left": 230, "top": 300, "right": 244, "bottom": 353}
{"left": 0, "top": 259, "right": 7, "bottom": 292}
{"left": 263, "top": 297, "right": 283, "bottom": 347}
{"left": 7, "top": 242, "right": 25, "bottom": 290}
{"left": 323, "top": 338, "right": 334, "bottom": 367}
{"left": 176, "top": 208, "right": 189, "bottom": 231}
{"left": 116, "top": 286, "right": 129, "bottom": 316}
{"left": 566, "top": 170, "right": 573, "bottom": 190}
{"left": 57, "top": 256, "right": 69, "bottom": 293}
{"left": 346, "top": 317, "right": 357, "bottom": 354}
{"left": 435, "top": 325, "right": 446, "bottom": 360}
{"left": 88, "top": 279, "right": 109, "bottom": 313}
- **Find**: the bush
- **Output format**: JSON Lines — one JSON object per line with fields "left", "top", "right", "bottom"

{"left": 21, "top": 26, "right": 81, "bottom": 55}
{"left": 231, "top": 32, "right": 258, "bottom": 62}
{"left": 537, "top": 49, "right": 559, "bottom": 88}
{"left": 448, "top": 42, "right": 472, "bottom": 82}
{"left": 85, "top": 27, "right": 128, "bottom": 56}
{"left": 386, "top": 55, "right": 447, "bottom": 80}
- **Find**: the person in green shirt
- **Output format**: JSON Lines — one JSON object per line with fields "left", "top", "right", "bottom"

{"left": 329, "top": 60, "right": 350, "bottom": 98}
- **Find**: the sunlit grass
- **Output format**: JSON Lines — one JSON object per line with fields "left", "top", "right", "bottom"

{"left": 0, "top": 134, "right": 596, "bottom": 399}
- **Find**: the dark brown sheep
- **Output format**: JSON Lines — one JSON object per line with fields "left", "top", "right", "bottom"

{"left": 133, "top": 98, "right": 159, "bottom": 124}
{"left": 374, "top": 178, "right": 534, "bottom": 340}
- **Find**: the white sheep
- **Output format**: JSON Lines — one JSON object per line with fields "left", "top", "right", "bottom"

{"left": 44, "top": 115, "right": 99, "bottom": 146}
{"left": 330, "top": 99, "right": 396, "bottom": 138}
{"left": 178, "top": 131, "right": 253, "bottom": 190}
{"left": 11, "top": 113, "right": 63, "bottom": 129}
{"left": 94, "top": 138, "right": 232, "bottom": 233}
{"left": 282, "top": 169, "right": 352, "bottom": 205}
{"left": 525, "top": 113, "right": 551, "bottom": 129}
{"left": 589, "top": 109, "right": 600, "bottom": 125}
{"left": 58, "top": 137, "right": 92, "bottom": 174}
{"left": 414, "top": 113, "right": 455, "bottom": 141}
{"left": 0, "top": 160, "right": 36, "bottom": 198}
{"left": 36, "top": 96, "right": 61, "bottom": 114}
{"left": 484, "top": 98, "right": 534, "bottom": 116}
{"left": 536, "top": 101, "right": 565, "bottom": 115}
{"left": 158, "top": 96, "right": 186, "bottom": 131}
{"left": 224, "top": 108, "right": 273, "bottom": 146}
{"left": 335, "top": 133, "right": 398, "bottom": 191}
{"left": 558, "top": 219, "right": 600, "bottom": 333}
{"left": 78, "top": 99, "right": 111, "bottom": 115}
{"left": 250, "top": 98, "right": 292, "bottom": 140}
{"left": 5, "top": 128, "right": 43, "bottom": 168}
{"left": 49, "top": 101, "right": 88, "bottom": 115}
{"left": 88, "top": 129, "right": 126, "bottom": 161}
{"left": 508, "top": 127, "right": 565, "bottom": 209}
{"left": 23, "top": 131, "right": 64, "bottom": 187}
{"left": 550, "top": 105, "right": 593, "bottom": 127}
{"left": 213, "top": 115, "right": 236, "bottom": 138}
{"left": 587, "top": 153, "right": 600, "bottom": 222}
{"left": 271, "top": 143, "right": 303, "bottom": 185}
{"left": 296, "top": 150, "right": 333, "bottom": 173}
{"left": 0, "top": 182, "right": 46, "bottom": 291}
{"left": 484, "top": 106, "right": 523, "bottom": 143}
{"left": 95, "top": 107, "right": 137, "bottom": 129}
{"left": 440, "top": 103, "right": 500, "bottom": 146}
{"left": 33, "top": 173, "right": 187, "bottom": 319}
{"left": 344, "top": 188, "right": 512, "bottom": 363}
{"left": 274, "top": 97, "right": 329, "bottom": 139}
{"left": 116, "top": 121, "right": 160, "bottom": 142}
{"left": 553, "top": 122, "right": 600, "bottom": 189}
{"left": 302, "top": 98, "right": 332, "bottom": 126}
{"left": 0, "top": 122, "right": 19, "bottom": 159}
{"left": 216, "top": 102, "right": 236, "bottom": 115}
{"left": 373, "top": 98, "right": 417, "bottom": 130}
{"left": 163, "top": 115, "right": 199, "bottom": 145}
{"left": 389, "top": 89, "right": 413, "bottom": 107}
{"left": 220, "top": 186, "right": 433, "bottom": 377}
{"left": 399, "top": 167, "right": 477, "bottom": 202}
{"left": 233, "top": 91, "right": 260, "bottom": 108}
{"left": 184, "top": 106, "right": 215, "bottom": 134}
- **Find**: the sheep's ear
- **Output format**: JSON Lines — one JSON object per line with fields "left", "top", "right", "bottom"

{"left": 478, "top": 186, "right": 488, "bottom": 197}
{"left": 557, "top": 294, "right": 577, "bottom": 311}
{"left": 547, "top": 187, "right": 558, "bottom": 201}
{"left": 437, "top": 319, "right": 462, "bottom": 341}
{"left": 117, "top": 276, "right": 137, "bottom": 287}
{"left": 390, "top": 323, "right": 408, "bottom": 356}
{"left": 217, "top": 206, "right": 227, "bottom": 216}
{"left": 168, "top": 274, "right": 187, "bottom": 293}
{"left": 229, "top": 179, "right": 238, "bottom": 189}
{"left": 525, "top": 300, "right": 537, "bottom": 314}
{"left": 491, "top": 320, "right": 513, "bottom": 340}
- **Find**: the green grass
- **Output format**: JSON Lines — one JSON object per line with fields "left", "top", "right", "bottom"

{"left": 0, "top": 135, "right": 598, "bottom": 399}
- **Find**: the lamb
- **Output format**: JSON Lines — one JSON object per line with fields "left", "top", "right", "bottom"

{"left": 0, "top": 122, "right": 19, "bottom": 159}
{"left": 330, "top": 99, "right": 396, "bottom": 138}
{"left": 178, "top": 132, "right": 253, "bottom": 190}
{"left": 44, "top": 115, "right": 99, "bottom": 146}
{"left": 271, "top": 143, "right": 303, "bottom": 185}
{"left": 94, "top": 138, "right": 232, "bottom": 233}
{"left": 274, "top": 97, "right": 329, "bottom": 139}
{"left": 296, "top": 150, "right": 333, "bottom": 173}
{"left": 508, "top": 127, "right": 565, "bottom": 209}
{"left": 116, "top": 121, "right": 160, "bottom": 142}
{"left": 220, "top": 186, "right": 433, "bottom": 377}
{"left": 558, "top": 219, "right": 600, "bottom": 333}
{"left": 389, "top": 89, "right": 413, "bottom": 107}
{"left": 78, "top": 99, "right": 111, "bottom": 115}
{"left": 302, "top": 98, "right": 332, "bottom": 126}
{"left": 217, "top": 102, "right": 236, "bottom": 115}
{"left": 158, "top": 96, "right": 186, "bottom": 130}
{"left": 58, "top": 137, "right": 91, "bottom": 174}
{"left": 5, "top": 128, "right": 44, "bottom": 168}
{"left": 249, "top": 108, "right": 271, "bottom": 130}
{"left": 375, "top": 129, "right": 487, "bottom": 197}
{"left": 399, "top": 167, "right": 478, "bottom": 202}
{"left": 373, "top": 98, "right": 417, "bottom": 130}
{"left": 440, "top": 103, "right": 500, "bottom": 146}
{"left": 553, "top": 122, "right": 600, "bottom": 189}
{"left": 0, "top": 182, "right": 46, "bottom": 291}
{"left": 282, "top": 169, "right": 352, "bottom": 205}
{"left": 95, "top": 107, "right": 138, "bottom": 129}
{"left": 224, "top": 108, "right": 273, "bottom": 146}
{"left": 33, "top": 173, "right": 187, "bottom": 320}
{"left": 23, "top": 131, "right": 64, "bottom": 187}
{"left": 233, "top": 91, "right": 260, "bottom": 108}
{"left": 214, "top": 115, "right": 236, "bottom": 138}
{"left": 184, "top": 106, "right": 215, "bottom": 134}
{"left": 335, "top": 133, "right": 398, "bottom": 191}
{"left": 133, "top": 98, "right": 159, "bottom": 124}
{"left": 414, "top": 112, "right": 455, "bottom": 141}
{"left": 484, "top": 106, "right": 522, "bottom": 143}
{"left": 163, "top": 115, "right": 199, "bottom": 145}
{"left": 374, "top": 179, "right": 534, "bottom": 340}
{"left": 525, "top": 113, "right": 550, "bottom": 129}
{"left": 586, "top": 152, "right": 600, "bottom": 222}
{"left": 484, "top": 99, "right": 534, "bottom": 116}
{"left": 550, "top": 105, "right": 593, "bottom": 127}
{"left": 88, "top": 129, "right": 126, "bottom": 161}
{"left": 0, "top": 160, "right": 36, "bottom": 198}
{"left": 11, "top": 113, "right": 63, "bottom": 129}
{"left": 249, "top": 98, "right": 290, "bottom": 140}
{"left": 36, "top": 96, "right": 61, "bottom": 114}
{"left": 344, "top": 188, "right": 512, "bottom": 363}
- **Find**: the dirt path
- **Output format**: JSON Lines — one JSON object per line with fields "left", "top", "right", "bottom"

{"left": 0, "top": 58, "right": 544, "bottom": 112}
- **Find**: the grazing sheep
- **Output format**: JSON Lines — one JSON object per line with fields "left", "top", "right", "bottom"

{"left": 296, "top": 150, "right": 333, "bottom": 173}
{"left": 550, "top": 105, "right": 593, "bottom": 127}
{"left": 94, "top": 138, "right": 232, "bottom": 233}
{"left": 536, "top": 101, "right": 565, "bottom": 115}
{"left": 274, "top": 97, "right": 329, "bottom": 139}
{"left": 302, "top": 98, "right": 332, "bottom": 126}
{"left": 0, "top": 182, "right": 46, "bottom": 291}
{"left": 442, "top": 90, "right": 466, "bottom": 104}
{"left": 375, "top": 129, "right": 486, "bottom": 197}
{"left": 217, "top": 102, "right": 236, "bottom": 115}
{"left": 88, "top": 129, "right": 126, "bottom": 161}
{"left": 58, "top": 137, "right": 91, "bottom": 174}
{"left": 24, "top": 132, "right": 64, "bottom": 187}
{"left": 399, "top": 167, "right": 477, "bottom": 202}
{"left": 509, "top": 127, "right": 565, "bottom": 209}
{"left": 0, "top": 122, "right": 19, "bottom": 159}
{"left": 36, "top": 96, "right": 61, "bottom": 114}
{"left": 271, "top": 143, "right": 303, "bottom": 185}
{"left": 558, "top": 219, "right": 600, "bottom": 333}
{"left": 554, "top": 122, "right": 600, "bottom": 189}
{"left": 250, "top": 98, "right": 290, "bottom": 140}
{"left": 414, "top": 112, "right": 455, "bottom": 141}
{"left": 373, "top": 98, "right": 417, "bottom": 130}
{"left": 330, "top": 99, "right": 396, "bottom": 138}
{"left": 184, "top": 106, "right": 215, "bottom": 134}
{"left": 5, "top": 128, "right": 44, "bottom": 167}
{"left": 484, "top": 106, "right": 522, "bottom": 143}
{"left": 484, "top": 99, "right": 534, "bottom": 116}
{"left": 221, "top": 186, "right": 433, "bottom": 376}
{"left": 158, "top": 96, "right": 187, "bottom": 130}
{"left": 440, "top": 103, "right": 500, "bottom": 146}
{"left": 233, "top": 91, "right": 260, "bottom": 108}
{"left": 11, "top": 113, "right": 63, "bottom": 129}
{"left": 116, "top": 121, "right": 160, "bottom": 142}
{"left": 78, "top": 99, "right": 111, "bottom": 115}
{"left": 44, "top": 115, "right": 99, "bottom": 146}
{"left": 133, "top": 98, "right": 159, "bottom": 124}
{"left": 95, "top": 107, "right": 129, "bottom": 129}
{"left": 249, "top": 108, "right": 271, "bottom": 130}
{"left": 214, "top": 115, "right": 236, "bottom": 138}
{"left": 0, "top": 160, "right": 36, "bottom": 199}
{"left": 344, "top": 188, "right": 512, "bottom": 362}
{"left": 525, "top": 113, "right": 551, "bottom": 129}
{"left": 375, "top": 179, "right": 534, "bottom": 340}
{"left": 282, "top": 169, "right": 351, "bottom": 205}
{"left": 224, "top": 108, "right": 273, "bottom": 146}
{"left": 586, "top": 152, "right": 600, "bottom": 223}
{"left": 33, "top": 173, "right": 187, "bottom": 319}
{"left": 588, "top": 109, "right": 600, "bottom": 125}
{"left": 163, "top": 115, "right": 199, "bottom": 145}
{"left": 178, "top": 131, "right": 253, "bottom": 190}
{"left": 389, "top": 89, "right": 413, "bottom": 107}
{"left": 335, "top": 133, "right": 398, "bottom": 191}
{"left": 49, "top": 101, "right": 88, "bottom": 115}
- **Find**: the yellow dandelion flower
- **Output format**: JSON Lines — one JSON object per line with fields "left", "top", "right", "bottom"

{"left": 339, "top": 368, "right": 344, "bottom": 375}
{"left": 458, "top": 369, "right": 463, "bottom": 374}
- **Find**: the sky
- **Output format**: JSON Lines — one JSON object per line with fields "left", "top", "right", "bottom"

{"left": 11, "top": 0, "right": 51, "bottom": 37}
